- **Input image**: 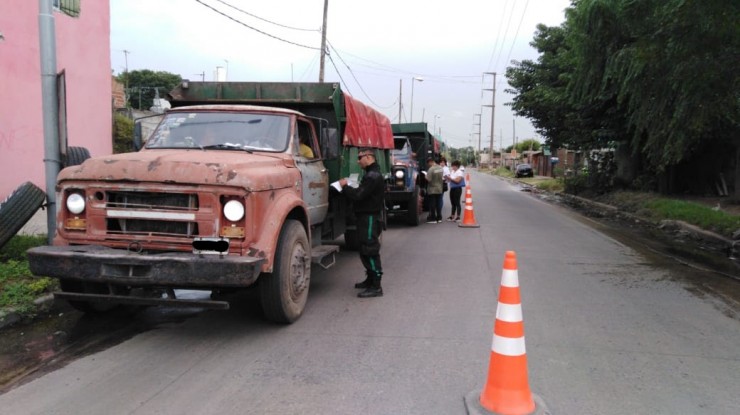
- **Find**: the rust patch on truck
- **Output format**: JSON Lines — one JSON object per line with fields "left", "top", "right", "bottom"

{"left": 308, "top": 181, "right": 324, "bottom": 189}
{"left": 147, "top": 158, "right": 162, "bottom": 172}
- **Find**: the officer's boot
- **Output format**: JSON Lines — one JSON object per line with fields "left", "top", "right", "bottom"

{"left": 354, "top": 272, "right": 372, "bottom": 289}
{"left": 358, "top": 273, "right": 383, "bottom": 298}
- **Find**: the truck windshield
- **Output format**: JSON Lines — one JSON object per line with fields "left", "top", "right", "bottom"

{"left": 145, "top": 112, "right": 290, "bottom": 152}
{"left": 391, "top": 140, "right": 413, "bottom": 165}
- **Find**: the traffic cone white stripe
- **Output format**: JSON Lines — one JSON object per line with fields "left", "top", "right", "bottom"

{"left": 492, "top": 334, "right": 527, "bottom": 356}
{"left": 501, "top": 269, "right": 519, "bottom": 287}
{"left": 496, "top": 302, "right": 523, "bottom": 322}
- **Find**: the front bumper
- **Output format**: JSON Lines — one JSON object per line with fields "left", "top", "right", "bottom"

{"left": 385, "top": 189, "right": 413, "bottom": 201}
{"left": 28, "top": 245, "right": 264, "bottom": 288}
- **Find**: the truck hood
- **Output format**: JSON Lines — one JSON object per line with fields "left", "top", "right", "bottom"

{"left": 58, "top": 149, "right": 297, "bottom": 191}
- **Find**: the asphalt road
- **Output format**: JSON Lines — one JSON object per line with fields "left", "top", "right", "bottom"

{"left": 1, "top": 171, "right": 738, "bottom": 414}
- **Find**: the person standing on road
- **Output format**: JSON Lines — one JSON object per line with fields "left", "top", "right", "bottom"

{"left": 425, "top": 157, "right": 444, "bottom": 223}
{"left": 439, "top": 157, "right": 450, "bottom": 220}
{"left": 339, "top": 148, "right": 386, "bottom": 298}
{"left": 446, "top": 160, "right": 465, "bottom": 221}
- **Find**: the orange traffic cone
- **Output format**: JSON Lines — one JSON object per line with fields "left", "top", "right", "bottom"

{"left": 458, "top": 173, "right": 480, "bottom": 228}
{"left": 464, "top": 251, "right": 548, "bottom": 415}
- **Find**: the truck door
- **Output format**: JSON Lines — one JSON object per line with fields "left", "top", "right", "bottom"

{"left": 295, "top": 119, "right": 329, "bottom": 226}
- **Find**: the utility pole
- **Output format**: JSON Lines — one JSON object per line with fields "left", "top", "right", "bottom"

{"left": 39, "top": 0, "right": 61, "bottom": 243}
{"left": 473, "top": 113, "right": 482, "bottom": 153}
{"left": 122, "top": 50, "right": 130, "bottom": 107}
{"left": 482, "top": 72, "right": 496, "bottom": 166}
{"left": 318, "top": 0, "right": 329, "bottom": 82}
{"left": 398, "top": 79, "right": 403, "bottom": 122}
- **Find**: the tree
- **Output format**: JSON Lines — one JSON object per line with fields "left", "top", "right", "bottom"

{"left": 506, "top": 23, "right": 580, "bottom": 151}
{"left": 506, "top": 0, "right": 740, "bottom": 194}
{"left": 113, "top": 113, "right": 133, "bottom": 154}
{"left": 565, "top": 0, "right": 739, "bottom": 171}
{"left": 115, "top": 70, "right": 182, "bottom": 110}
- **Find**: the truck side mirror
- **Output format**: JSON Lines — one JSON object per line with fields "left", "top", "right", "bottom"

{"left": 133, "top": 122, "right": 142, "bottom": 151}
{"left": 321, "top": 127, "right": 339, "bottom": 159}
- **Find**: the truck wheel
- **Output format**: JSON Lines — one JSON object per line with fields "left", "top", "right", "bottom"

{"left": 344, "top": 229, "right": 359, "bottom": 251}
{"left": 0, "top": 182, "right": 46, "bottom": 250}
{"left": 64, "top": 146, "right": 91, "bottom": 167}
{"left": 59, "top": 280, "right": 124, "bottom": 313}
{"left": 260, "top": 220, "right": 310, "bottom": 323}
{"left": 406, "top": 188, "right": 421, "bottom": 226}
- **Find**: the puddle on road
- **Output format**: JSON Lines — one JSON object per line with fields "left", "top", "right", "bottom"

{"left": 0, "top": 290, "right": 212, "bottom": 394}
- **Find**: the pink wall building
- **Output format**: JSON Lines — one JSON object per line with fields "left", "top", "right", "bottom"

{"left": 0, "top": 1, "right": 111, "bottom": 199}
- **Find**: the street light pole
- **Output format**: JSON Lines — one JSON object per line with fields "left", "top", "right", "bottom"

{"left": 410, "top": 77, "right": 423, "bottom": 122}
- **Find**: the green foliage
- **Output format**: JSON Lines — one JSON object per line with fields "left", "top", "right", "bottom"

{"left": 0, "top": 260, "right": 30, "bottom": 284}
{"left": 0, "top": 235, "right": 46, "bottom": 262}
{"left": 0, "top": 278, "right": 54, "bottom": 317}
{"left": 505, "top": 0, "right": 740, "bottom": 185}
{"left": 645, "top": 199, "right": 740, "bottom": 236}
{"left": 113, "top": 113, "right": 135, "bottom": 154}
{"left": 115, "top": 69, "right": 182, "bottom": 110}
{"left": 495, "top": 166, "right": 514, "bottom": 178}
{"left": 0, "top": 235, "right": 54, "bottom": 318}
{"left": 533, "top": 178, "right": 564, "bottom": 193}
{"left": 564, "top": 170, "right": 589, "bottom": 195}
{"left": 586, "top": 150, "right": 616, "bottom": 194}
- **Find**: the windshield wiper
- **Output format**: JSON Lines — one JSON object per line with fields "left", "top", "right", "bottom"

{"left": 200, "top": 144, "right": 253, "bottom": 153}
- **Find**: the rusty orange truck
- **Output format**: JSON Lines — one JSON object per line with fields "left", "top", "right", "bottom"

{"left": 28, "top": 82, "right": 393, "bottom": 323}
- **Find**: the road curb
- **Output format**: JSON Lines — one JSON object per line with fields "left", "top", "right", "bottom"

{"left": 0, "top": 294, "right": 55, "bottom": 330}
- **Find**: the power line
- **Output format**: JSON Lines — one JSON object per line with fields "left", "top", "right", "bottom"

{"left": 213, "top": 0, "right": 319, "bottom": 32}
{"left": 329, "top": 46, "right": 480, "bottom": 81}
{"left": 194, "top": 0, "right": 319, "bottom": 50}
{"left": 504, "top": 0, "right": 531, "bottom": 70}
{"left": 326, "top": 52, "right": 353, "bottom": 96}
{"left": 487, "top": 0, "right": 510, "bottom": 70}
{"left": 327, "top": 41, "right": 397, "bottom": 109}
{"left": 492, "top": 0, "right": 517, "bottom": 72}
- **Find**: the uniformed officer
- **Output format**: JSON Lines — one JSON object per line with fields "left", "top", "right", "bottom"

{"left": 339, "top": 148, "right": 385, "bottom": 298}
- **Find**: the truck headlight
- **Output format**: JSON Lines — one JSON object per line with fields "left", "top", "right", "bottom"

{"left": 66, "top": 192, "right": 86, "bottom": 214}
{"left": 223, "top": 200, "right": 245, "bottom": 222}
{"left": 394, "top": 170, "right": 405, "bottom": 179}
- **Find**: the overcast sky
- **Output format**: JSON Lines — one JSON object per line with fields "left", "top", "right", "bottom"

{"left": 111, "top": 0, "right": 571, "bottom": 150}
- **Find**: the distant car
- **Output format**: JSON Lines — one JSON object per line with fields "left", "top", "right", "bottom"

{"left": 515, "top": 163, "right": 534, "bottom": 178}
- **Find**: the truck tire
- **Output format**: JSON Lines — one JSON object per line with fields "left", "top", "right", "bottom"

{"left": 406, "top": 187, "right": 421, "bottom": 226}
{"left": 260, "top": 220, "right": 310, "bottom": 323}
{"left": 344, "top": 229, "right": 359, "bottom": 251}
{"left": 0, "top": 182, "right": 46, "bottom": 250}
{"left": 64, "top": 146, "right": 91, "bottom": 167}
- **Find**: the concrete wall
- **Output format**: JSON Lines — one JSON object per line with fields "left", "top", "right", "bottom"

{"left": 0, "top": 1, "right": 111, "bottom": 199}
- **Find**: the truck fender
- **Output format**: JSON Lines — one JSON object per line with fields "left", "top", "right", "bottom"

{"left": 253, "top": 192, "right": 309, "bottom": 273}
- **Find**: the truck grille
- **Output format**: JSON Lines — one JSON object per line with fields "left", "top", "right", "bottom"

{"left": 105, "top": 191, "right": 199, "bottom": 237}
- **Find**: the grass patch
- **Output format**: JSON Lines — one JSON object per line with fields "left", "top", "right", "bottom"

{"left": 494, "top": 166, "right": 514, "bottom": 177}
{"left": 0, "top": 235, "right": 55, "bottom": 319}
{"left": 531, "top": 178, "right": 564, "bottom": 193}
{"left": 644, "top": 198, "right": 740, "bottom": 237}
{"left": 0, "top": 234, "right": 46, "bottom": 262}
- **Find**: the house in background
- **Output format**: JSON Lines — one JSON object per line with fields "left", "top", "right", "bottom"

{"left": 0, "top": 1, "right": 111, "bottom": 200}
